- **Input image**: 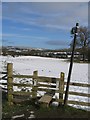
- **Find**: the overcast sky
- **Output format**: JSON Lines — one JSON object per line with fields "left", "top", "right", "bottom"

{"left": 1, "top": 2, "right": 88, "bottom": 49}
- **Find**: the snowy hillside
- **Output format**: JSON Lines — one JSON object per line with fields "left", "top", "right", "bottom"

{"left": 0, "top": 55, "right": 89, "bottom": 111}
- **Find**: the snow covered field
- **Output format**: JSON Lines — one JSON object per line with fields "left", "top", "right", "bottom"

{"left": 0, "top": 55, "right": 89, "bottom": 111}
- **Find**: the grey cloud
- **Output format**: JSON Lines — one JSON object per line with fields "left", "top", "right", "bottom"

{"left": 1, "top": 33, "right": 49, "bottom": 40}
{"left": 46, "top": 40, "right": 70, "bottom": 46}
{"left": 10, "top": 26, "right": 32, "bottom": 31}
{"left": 2, "top": 39, "right": 14, "bottom": 45}
{"left": 2, "top": 39, "right": 8, "bottom": 42}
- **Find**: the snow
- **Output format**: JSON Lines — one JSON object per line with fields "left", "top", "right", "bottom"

{"left": 12, "top": 114, "right": 24, "bottom": 119}
{"left": 0, "top": 55, "right": 89, "bottom": 111}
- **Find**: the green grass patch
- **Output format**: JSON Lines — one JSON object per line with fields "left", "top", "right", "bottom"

{"left": 2, "top": 92, "right": 89, "bottom": 119}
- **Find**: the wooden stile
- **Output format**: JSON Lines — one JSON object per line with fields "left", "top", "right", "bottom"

{"left": 5, "top": 63, "right": 90, "bottom": 107}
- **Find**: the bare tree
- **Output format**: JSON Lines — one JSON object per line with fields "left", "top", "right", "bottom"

{"left": 70, "top": 26, "right": 90, "bottom": 61}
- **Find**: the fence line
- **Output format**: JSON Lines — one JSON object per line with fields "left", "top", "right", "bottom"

{"left": 1, "top": 63, "right": 90, "bottom": 107}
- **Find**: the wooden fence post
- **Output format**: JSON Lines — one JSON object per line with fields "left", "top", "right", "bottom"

{"left": 59, "top": 72, "right": 64, "bottom": 104}
{"left": 56, "top": 79, "right": 59, "bottom": 100}
{"left": 32, "top": 71, "right": 38, "bottom": 98}
{"left": 7, "top": 63, "right": 13, "bottom": 105}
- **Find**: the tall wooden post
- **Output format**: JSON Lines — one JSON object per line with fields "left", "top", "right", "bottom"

{"left": 59, "top": 72, "right": 64, "bottom": 104}
{"left": 64, "top": 23, "right": 79, "bottom": 105}
{"left": 7, "top": 63, "right": 13, "bottom": 105}
{"left": 32, "top": 71, "right": 38, "bottom": 98}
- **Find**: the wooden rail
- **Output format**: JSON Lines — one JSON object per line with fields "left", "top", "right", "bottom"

{"left": 12, "top": 83, "right": 33, "bottom": 87}
{"left": 0, "top": 72, "right": 7, "bottom": 74}
{"left": 56, "top": 99, "right": 90, "bottom": 106}
{"left": 64, "top": 82, "right": 90, "bottom": 87}
{"left": 13, "top": 75, "right": 33, "bottom": 78}
{"left": 67, "top": 91, "right": 90, "bottom": 97}
{"left": 12, "top": 91, "right": 32, "bottom": 96}
{"left": 0, "top": 71, "right": 7, "bottom": 80}
{"left": 2, "top": 63, "right": 90, "bottom": 107}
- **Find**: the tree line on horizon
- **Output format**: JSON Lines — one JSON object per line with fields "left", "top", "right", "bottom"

{"left": 1, "top": 26, "right": 90, "bottom": 62}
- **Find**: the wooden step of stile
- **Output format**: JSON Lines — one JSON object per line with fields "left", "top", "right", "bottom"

{"left": 39, "top": 94, "right": 52, "bottom": 107}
